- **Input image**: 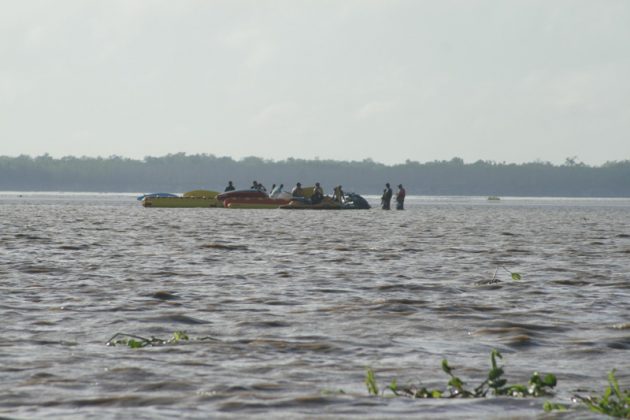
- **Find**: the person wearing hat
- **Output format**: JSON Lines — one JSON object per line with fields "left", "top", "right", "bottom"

{"left": 396, "top": 184, "right": 406, "bottom": 210}
{"left": 292, "top": 182, "right": 304, "bottom": 198}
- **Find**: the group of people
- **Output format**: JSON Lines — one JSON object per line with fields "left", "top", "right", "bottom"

{"left": 224, "top": 180, "right": 269, "bottom": 193}
{"left": 290, "top": 182, "right": 331, "bottom": 204}
{"left": 381, "top": 183, "right": 406, "bottom": 210}
{"left": 223, "top": 180, "right": 406, "bottom": 209}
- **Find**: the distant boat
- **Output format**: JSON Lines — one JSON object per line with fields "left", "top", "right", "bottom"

{"left": 487, "top": 196, "right": 501, "bottom": 201}
{"left": 141, "top": 190, "right": 221, "bottom": 208}
{"left": 281, "top": 192, "right": 370, "bottom": 210}
{"left": 137, "top": 192, "right": 178, "bottom": 201}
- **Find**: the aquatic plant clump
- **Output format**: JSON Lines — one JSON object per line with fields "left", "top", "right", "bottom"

{"left": 106, "top": 331, "right": 190, "bottom": 348}
{"left": 545, "top": 370, "right": 630, "bottom": 418}
{"left": 366, "top": 349, "right": 556, "bottom": 399}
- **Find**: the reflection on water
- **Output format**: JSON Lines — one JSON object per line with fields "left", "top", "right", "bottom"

{"left": 1, "top": 194, "right": 629, "bottom": 418}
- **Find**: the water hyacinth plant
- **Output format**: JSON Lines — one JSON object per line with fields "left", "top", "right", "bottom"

{"left": 493, "top": 266, "right": 522, "bottom": 281}
{"left": 545, "top": 370, "right": 630, "bottom": 418}
{"left": 106, "top": 331, "right": 190, "bottom": 348}
{"left": 366, "top": 349, "right": 556, "bottom": 399}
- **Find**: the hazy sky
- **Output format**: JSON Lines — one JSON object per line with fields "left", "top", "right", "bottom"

{"left": 1, "top": 1, "right": 629, "bottom": 165}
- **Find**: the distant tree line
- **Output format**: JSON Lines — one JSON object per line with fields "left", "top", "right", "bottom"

{"left": 1, "top": 154, "right": 629, "bottom": 197}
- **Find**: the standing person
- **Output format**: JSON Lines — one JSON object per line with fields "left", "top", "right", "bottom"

{"left": 381, "top": 183, "right": 392, "bottom": 210}
{"left": 224, "top": 181, "right": 235, "bottom": 192}
{"left": 332, "top": 185, "right": 344, "bottom": 203}
{"left": 292, "top": 182, "right": 304, "bottom": 197}
{"left": 396, "top": 184, "right": 406, "bottom": 210}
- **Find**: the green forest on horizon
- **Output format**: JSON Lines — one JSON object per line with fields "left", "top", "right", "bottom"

{"left": 1, "top": 153, "right": 629, "bottom": 197}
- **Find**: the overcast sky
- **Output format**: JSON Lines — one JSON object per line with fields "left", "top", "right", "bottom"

{"left": 1, "top": 1, "right": 629, "bottom": 165}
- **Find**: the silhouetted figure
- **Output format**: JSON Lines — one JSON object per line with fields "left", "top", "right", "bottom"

{"left": 381, "top": 183, "right": 392, "bottom": 210}
{"left": 292, "top": 182, "right": 304, "bottom": 197}
{"left": 251, "top": 181, "right": 266, "bottom": 192}
{"left": 333, "top": 185, "right": 344, "bottom": 203}
{"left": 224, "top": 181, "right": 235, "bottom": 192}
{"left": 396, "top": 184, "right": 406, "bottom": 210}
{"left": 311, "top": 182, "right": 324, "bottom": 204}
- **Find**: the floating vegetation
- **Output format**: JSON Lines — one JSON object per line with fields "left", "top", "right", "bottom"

{"left": 106, "top": 331, "right": 220, "bottom": 348}
{"left": 545, "top": 370, "right": 630, "bottom": 418}
{"left": 106, "top": 331, "right": 190, "bottom": 348}
{"left": 495, "top": 266, "right": 522, "bottom": 281}
{"left": 477, "top": 266, "right": 522, "bottom": 285}
{"left": 367, "top": 351, "right": 628, "bottom": 418}
{"left": 366, "top": 349, "right": 556, "bottom": 399}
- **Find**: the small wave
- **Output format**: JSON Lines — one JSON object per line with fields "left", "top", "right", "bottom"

{"left": 244, "top": 338, "right": 337, "bottom": 353}
{"left": 334, "top": 246, "right": 352, "bottom": 251}
{"left": 605, "top": 337, "right": 630, "bottom": 350}
{"left": 502, "top": 334, "right": 539, "bottom": 348}
{"left": 148, "top": 314, "right": 210, "bottom": 324}
{"left": 18, "top": 265, "right": 62, "bottom": 274}
{"left": 149, "top": 291, "right": 180, "bottom": 300}
{"left": 236, "top": 320, "right": 291, "bottom": 328}
{"left": 201, "top": 243, "right": 248, "bottom": 251}
{"left": 58, "top": 244, "right": 89, "bottom": 250}
{"left": 471, "top": 327, "right": 543, "bottom": 348}
{"left": 504, "top": 248, "right": 532, "bottom": 254}
{"left": 550, "top": 279, "right": 591, "bottom": 286}
{"left": 14, "top": 233, "right": 47, "bottom": 240}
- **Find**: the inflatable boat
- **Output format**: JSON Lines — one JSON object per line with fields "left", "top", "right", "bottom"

{"left": 216, "top": 189, "right": 267, "bottom": 201}
{"left": 225, "top": 198, "right": 291, "bottom": 209}
{"left": 142, "top": 190, "right": 221, "bottom": 208}
{"left": 280, "top": 196, "right": 342, "bottom": 210}
{"left": 280, "top": 192, "right": 370, "bottom": 210}
{"left": 137, "top": 192, "right": 178, "bottom": 201}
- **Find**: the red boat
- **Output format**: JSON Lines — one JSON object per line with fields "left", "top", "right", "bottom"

{"left": 216, "top": 189, "right": 268, "bottom": 202}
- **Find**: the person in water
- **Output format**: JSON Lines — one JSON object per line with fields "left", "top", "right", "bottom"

{"left": 292, "top": 182, "right": 304, "bottom": 197}
{"left": 311, "top": 182, "right": 324, "bottom": 204}
{"left": 396, "top": 184, "right": 406, "bottom": 210}
{"left": 381, "top": 183, "right": 392, "bottom": 210}
{"left": 224, "top": 181, "right": 235, "bottom": 192}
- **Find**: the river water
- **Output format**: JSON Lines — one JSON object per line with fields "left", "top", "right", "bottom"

{"left": 1, "top": 193, "right": 629, "bottom": 419}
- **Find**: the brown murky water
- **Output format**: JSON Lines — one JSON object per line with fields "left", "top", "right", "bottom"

{"left": 1, "top": 193, "right": 629, "bottom": 418}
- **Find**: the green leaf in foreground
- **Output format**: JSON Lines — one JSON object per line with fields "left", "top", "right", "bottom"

{"left": 543, "top": 401, "right": 567, "bottom": 412}
{"left": 366, "top": 350, "right": 557, "bottom": 401}
{"left": 366, "top": 368, "right": 379, "bottom": 396}
{"left": 501, "top": 266, "right": 522, "bottom": 280}
{"left": 573, "top": 369, "right": 630, "bottom": 418}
